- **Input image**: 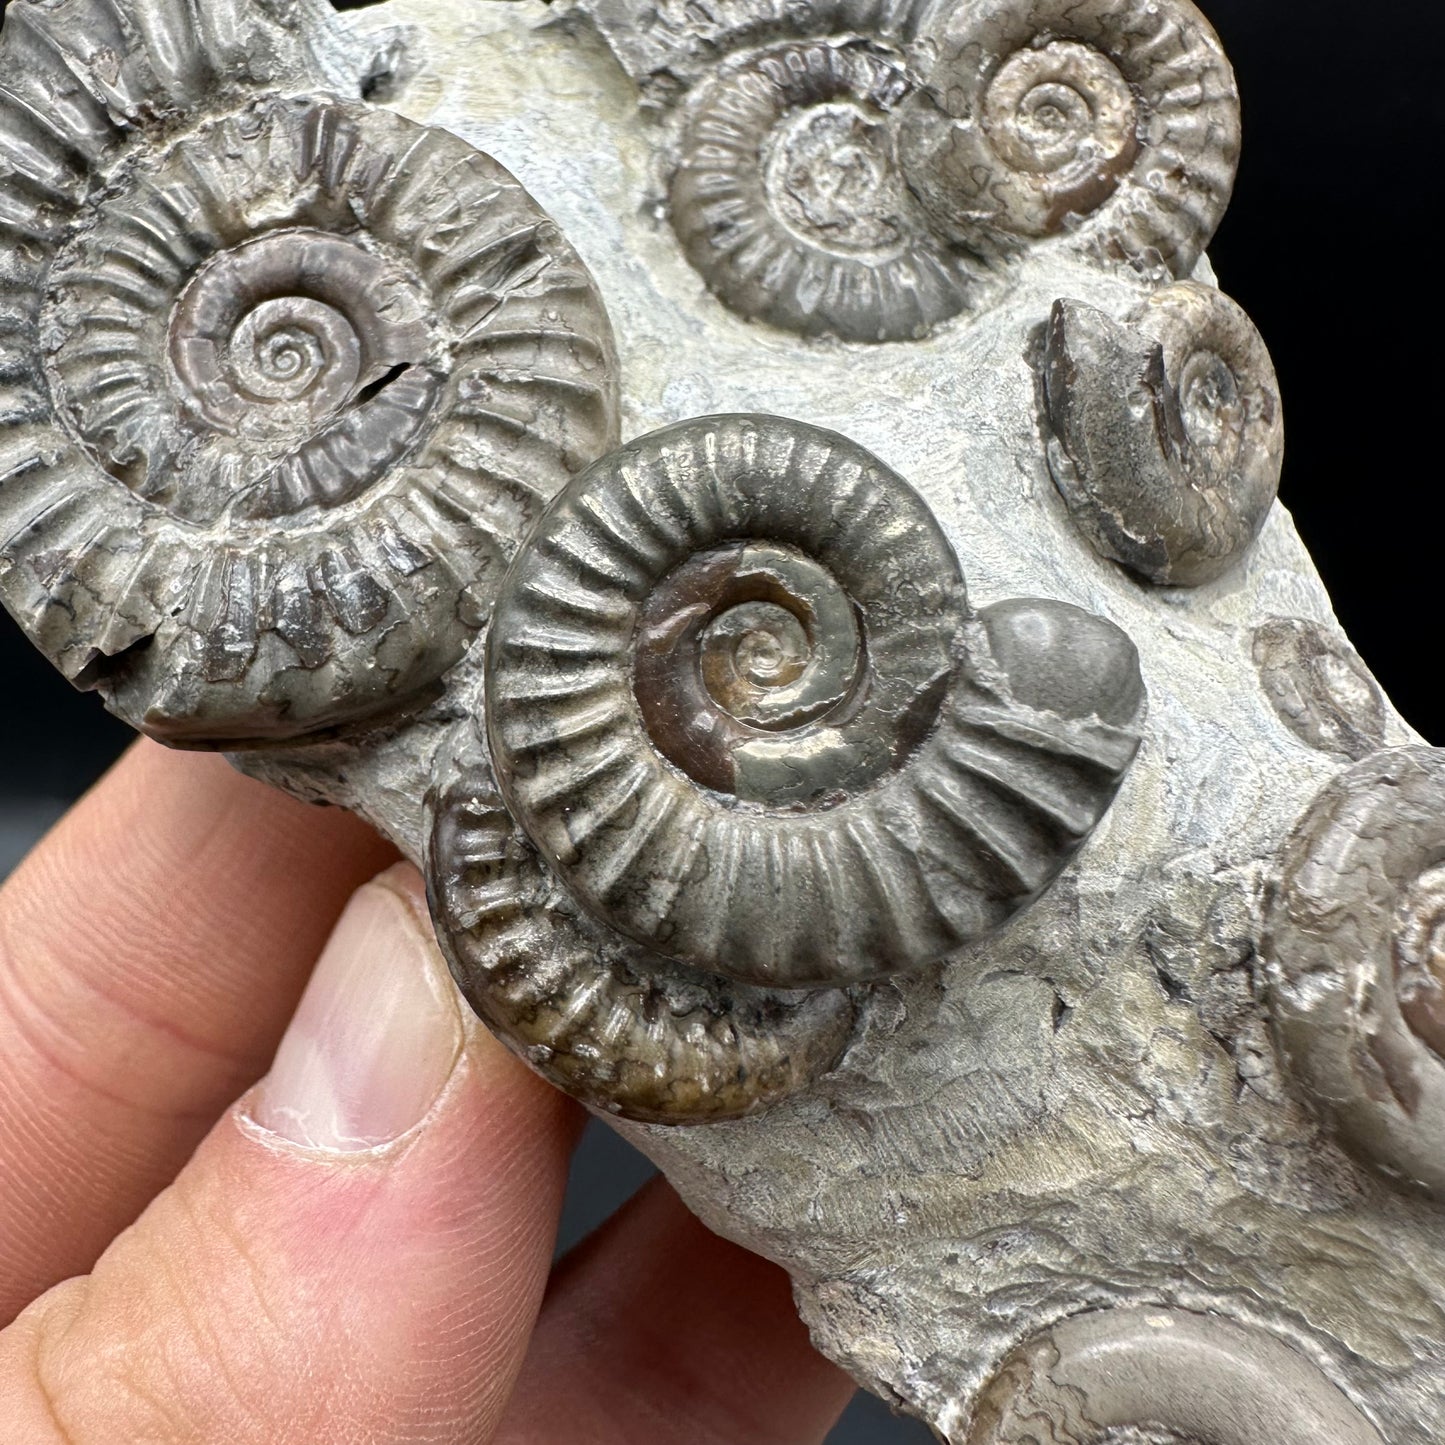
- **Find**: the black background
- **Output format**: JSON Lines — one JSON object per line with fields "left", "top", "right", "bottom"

{"left": 0, "top": 4, "right": 1441, "bottom": 1438}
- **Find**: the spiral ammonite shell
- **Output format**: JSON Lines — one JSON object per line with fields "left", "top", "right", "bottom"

{"left": 0, "top": 0, "right": 618, "bottom": 745}
{"left": 669, "top": 39, "right": 974, "bottom": 342}
{"left": 1265, "top": 747, "right": 1445, "bottom": 1199}
{"left": 427, "top": 711, "right": 858, "bottom": 1124}
{"left": 970, "top": 1309, "right": 1382, "bottom": 1444}
{"left": 1041, "top": 281, "right": 1283, "bottom": 588}
{"left": 898, "top": 0, "right": 1241, "bottom": 276}
{"left": 483, "top": 413, "right": 1145, "bottom": 991}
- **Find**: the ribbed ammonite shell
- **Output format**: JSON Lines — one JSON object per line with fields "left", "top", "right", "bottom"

{"left": 1041, "top": 281, "right": 1283, "bottom": 588}
{"left": 0, "top": 0, "right": 618, "bottom": 745}
{"left": 970, "top": 1309, "right": 1382, "bottom": 1444}
{"left": 1265, "top": 747, "right": 1445, "bottom": 1200}
{"left": 898, "top": 0, "right": 1241, "bottom": 276}
{"left": 481, "top": 413, "right": 1146, "bottom": 993}
{"left": 582, "top": 0, "right": 938, "bottom": 90}
{"left": 428, "top": 709, "right": 859, "bottom": 1124}
{"left": 669, "top": 38, "right": 974, "bottom": 342}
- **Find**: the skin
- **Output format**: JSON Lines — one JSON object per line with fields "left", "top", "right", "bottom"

{"left": 0, "top": 741, "right": 854, "bottom": 1444}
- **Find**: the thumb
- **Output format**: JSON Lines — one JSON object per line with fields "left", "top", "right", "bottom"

{"left": 0, "top": 865, "right": 579, "bottom": 1445}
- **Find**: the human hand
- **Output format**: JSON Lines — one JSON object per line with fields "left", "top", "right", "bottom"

{"left": 0, "top": 742, "right": 854, "bottom": 1443}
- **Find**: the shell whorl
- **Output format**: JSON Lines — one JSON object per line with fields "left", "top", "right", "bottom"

{"left": 898, "top": 0, "right": 1241, "bottom": 275}
{"left": 970, "top": 1309, "right": 1382, "bottom": 1444}
{"left": 1265, "top": 747, "right": 1445, "bottom": 1200}
{"left": 427, "top": 715, "right": 858, "bottom": 1124}
{"left": 0, "top": 2, "right": 619, "bottom": 746}
{"left": 484, "top": 413, "right": 1145, "bottom": 991}
{"left": 669, "top": 39, "right": 974, "bottom": 343}
{"left": 581, "top": 0, "right": 940, "bottom": 90}
{"left": 1041, "top": 281, "right": 1283, "bottom": 588}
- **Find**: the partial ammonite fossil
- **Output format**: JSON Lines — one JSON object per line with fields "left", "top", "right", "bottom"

{"left": 898, "top": 0, "right": 1241, "bottom": 276}
{"left": 1265, "top": 747, "right": 1445, "bottom": 1200}
{"left": 427, "top": 412, "right": 1146, "bottom": 1119}
{"left": 1253, "top": 618, "right": 1387, "bottom": 762}
{"left": 0, "top": 0, "right": 618, "bottom": 746}
{"left": 1041, "top": 281, "right": 1283, "bottom": 588}
{"left": 579, "top": 0, "right": 938, "bottom": 92}
{"left": 428, "top": 710, "right": 859, "bottom": 1124}
{"left": 969, "top": 1308, "right": 1382, "bottom": 1443}
{"left": 669, "top": 38, "right": 974, "bottom": 342}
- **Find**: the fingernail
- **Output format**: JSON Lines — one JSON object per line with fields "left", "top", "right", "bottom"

{"left": 250, "top": 865, "right": 463, "bottom": 1151}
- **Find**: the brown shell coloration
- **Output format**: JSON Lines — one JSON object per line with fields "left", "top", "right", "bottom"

{"left": 669, "top": 39, "right": 975, "bottom": 343}
{"left": 1041, "top": 281, "right": 1283, "bottom": 588}
{"left": 1253, "top": 618, "right": 1387, "bottom": 763}
{"left": 0, "top": 0, "right": 619, "bottom": 747}
{"left": 484, "top": 413, "right": 1146, "bottom": 992}
{"left": 970, "top": 1309, "right": 1382, "bottom": 1444}
{"left": 898, "top": 0, "right": 1241, "bottom": 276}
{"left": 1265, "top": 747, "right": 1445, "bottom": 1200}
{"left": 427, "top": 713, "right": 859, "bottom": 1125}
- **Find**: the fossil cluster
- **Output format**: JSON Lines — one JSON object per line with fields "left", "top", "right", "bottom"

{"left": 0, "top": 1, "right": 617, "bottom": 743}
{"left": 2, "top": 0, "right": 1442, "bottom": 1440}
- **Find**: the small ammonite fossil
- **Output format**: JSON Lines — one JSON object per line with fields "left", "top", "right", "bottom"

{"left": 1253, "top": 618, "right": 1387, "bottom": 762}
{"left": 1040, "top": 281, "right": 1284, "bottom": 588}
{"left": 0, "top": 0, "right": 618, "bottom": 746}
{"left": 969, "top": 1308, "right": 1382, "bottom": 1444}
{"left": 426, "top": 412, "right": 1146, "bottom": 1119}
{"left": 481, "top": 413, "right": 1146, "bottom": 993}
{"left": 897, "top": 0, "right": 1241, "bottom": 277}
{"left": 1265, "top": 747, "right": 1445, "bottom": 1200}
{"left": 669, "top": 38, "right": 975, "bottom": 342}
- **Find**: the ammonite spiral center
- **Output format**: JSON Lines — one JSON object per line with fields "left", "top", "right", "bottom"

{"left": 1396, "top": 862, "right": 1445, "bottom": 1061}
{"left": 984, "top": 41, "right": 1137, "bottom": 180}
{"left": 170, "top": 228, "right": 435, "bottom": 446}
{"left": 1176, "top": 349, "right": 1244, "bottom": 473}
{"left": 712, "top": 603, "right": 808, "bottom": 692}
{"left": 765, "top": 103, "right": 908, "bottom": 256}
{"left": 230, "top": 298, "right": 357, "bottom": 407}
{"left": 634, "top": 540, "right": 868, "bottom": 799}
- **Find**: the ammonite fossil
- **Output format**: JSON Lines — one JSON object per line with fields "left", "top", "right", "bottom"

{"left": 1040, "top": 280, "right": 1283, "bottom": 588}
{"left": 427, "top": 710, "right": 859, "bottom": 1123}
{"left": 970, "top": 1309, "right": 1382, "bottom": 1444}
{"left": 1265, "top": 747, "right": 1445, "bottom": 1200}
{"left": 897, "top": 0, "right": 1241, "bottom": 275}
{"left": 1254, "top": 618, "right": 1387, "bottom": 762}
{"left": 581, "top": 0, "right": 938, "bottom": 91}
{"left": 0, "top": 0, "right": 618, "bottom": 745}
{"left": 424, "top": 412, "right": 1146, "bottom": 1118}
{"left": 669, "top": 38, "right": 974, "bottom": 342}
{"left": 479, "top": 414, "right": 1144, "bottom": 989}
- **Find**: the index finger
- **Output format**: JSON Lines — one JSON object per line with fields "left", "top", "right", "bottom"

{"left": 0, "top": 739, "right": 394, "bottom": 1323}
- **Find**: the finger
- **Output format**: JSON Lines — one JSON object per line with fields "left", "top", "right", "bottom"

{"left": 0, "top": 864, "right": 582, "bottom": 1445}
{"left": 496, "top": 1178, "right": 855, "bottom": 1445}
{"left": 0, "top": 740, "right": 395, "bottom": 1323}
